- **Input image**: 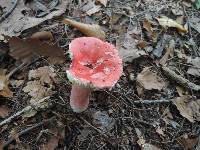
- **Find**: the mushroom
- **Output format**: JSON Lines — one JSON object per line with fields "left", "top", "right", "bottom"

{"left": 67, "top": 37, "right": 123, "bottom": 112}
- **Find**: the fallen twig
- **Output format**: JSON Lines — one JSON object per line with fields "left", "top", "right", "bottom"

{"left": 0, "top": 96, "right": 50, "bottom": 127}
{"left": 3, "top": 116, "right": 56, "bottom": 148}
{"left": 0, "top": 0, "right": 18, "bottom": 23}
{"left": 162, "top": 66, "right": 200, "bottom": 91}
{"left": 7, "top": 62, "right": 27, "bottom": 79}
{"left": 0, "top": 106, "right": 31, "bottom": 127}
{"left": 133, "top": 99, "right": 171, "bottom": 104}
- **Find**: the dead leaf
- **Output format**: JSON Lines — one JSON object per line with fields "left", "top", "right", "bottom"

{"left": 137, "top": 40, "right": 148, "bottom": 49}
{"left": 22, "top": 96, "right": 50, "bottom": 118}
{"left": 135, "top": 128, "right": 161, "bottom": 150}
{"left": 189, "top": 17, "right": 200, "bottom": 33}
{"left": 135, "top": 128, "right": 146, "bottom": 146}
{"left": 162, "top": 108, "right": 173, "bottom": 124}
{"left": 31, "top": 31, "right": 53, "bottom": 41}
{"left": 187, "top": 57, "right": 200, "bottom": 77}
{"left": 10, "top": 80, "right": 24, "bottom": 87}
{"left": 0, "top": 105, "right": 11, "bottom": 118}
{"left": 142, "top": 143, "right": 161, "bottom": 150}
{"left": 40, "top": 125, "right": 65, "bottom": 150}
{"left": 162, "top": 108, "right": 180, "bottom": 128}
{"left": 176, "top": 86, "right": 187, "bottom": 97}
{"left": 82, "top": 1, "right": 101, "bottom": 15}
{"left": 173, "top": 95, "right": 200, "bottom": 122}
{"left": 171, "top": 4, "right": 184, "bottom": 16}
{"left": 143, "top": 19, "right": 157, "bottom": 42}
{"left": 0, "top": 0, "right": 69, "bottom": 40}
{"left": 156, "top": 127, "right": 165, "bottom": 136}
{"left": 96, "top": 0, "right": 108, "bottom": 6}
{"left": 0, "top": 69, "right": 13, "bottom": 97}
{"left": 22, "top": 108, "right": 37, "bottom": 118}
{"left": 116, "top": 33, "right": 146, "bottom": 63}
{"left": 93, "top": 111, "right": 115, "bottom": 133}
{"left": 177, "top": 133, "right": 198, "bottom": 150}
{"left": 159, "top": 39, "right": 175, "bottom": 65}
{"left": 182, "top": 1, "right": 193, "bottom": 7}
{"left": 63, "top": 18, "right": 105, "bottom": 39}
{"left": 28, "top": 66, "right": 57, "bottom": 84}
{"left": 0, "top": 139, "right": 5, "bottom": 149}
{"left": 9, "top": 37, "right": 65, "bottom": 64}
{"left": 23, "top": 66, "right": 56, "bottom": 110}
{"left": 156, "top": 16, "right": 188, "bottom": 33}
{"left": 41, "top": 136, "right": 58, "bottom": 150}
{"left": 22, "top": 66, "right": 55, "bottom": 117}
{"left": 24, "top": 0, "right": 60, "bottom": 17}
{"left": 22, "top": 80, "right": 52, "bottom": 117}
{"left": 77, "top": 128, "right": 92, "bottom": 142}
{"left": 153, "top": 34, "right": 171, "bottom": 58}
{"left": 136, "top": 67, "right": 167, "bottom": 90}
{"left": 136, "top": 85, "right": 144, "bottom": 96}
{"left": 23, "top": 80, "right": 51, "bottom": 100}
{"left": 176, "top": 16, "right": 185, "bottom": 25}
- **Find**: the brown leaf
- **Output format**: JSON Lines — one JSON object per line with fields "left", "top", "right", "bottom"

{"left": 156, "top": 127, "right": 165, "bottom": 136}
{"left": 136, "top": 67, "right": 167, "bottom": 90}
{"left": 143, "top": 19, "right": 157, "bottom": 42}
{"left": 137, "top": 40, "right": 148, "bottom": 49}
{"left": 28, "top": 66, "right": 57, "bottom": 84}
{"left": 135, "top": 128, "right": 146, "bottom": 146}
{"left": 41, "top": 136, "right": 59, "bottom": 150}
{"left": 23, "top": 66, "right": 56, "bottom": 110}
{"left": 10, "top": 80, "right": 24, "bottom": 88}
{"left": 177, "top": 133, "right": 198, "bottom": 150}
{"left": 0, "top": 139, "right": 5, "bottom": 149}
{"left": 162, "top": 108, "right": 174, "bottom": 125}
{"left": 82, "top": 1, "right": 101, "bottom": 15}
{"left": 173, "top": 96, "right": 200, "bottom": 122}
{"left": 159, "top": 39, "right": 175, "bottom": 65}
{"left": 63, "top": 18, "right": 105, "bottom": 39}
{"left": 116, "top": 33, "right": 146, "bottom": 63}
{"left": 142, "top": 143, "right": 161, "bottom": 150}
{"left": 176, "top": 86, "right": 187, "bottom": 97}
{"left": 96, "top": 0, "right": 108, "bottom": 6}
{"left": 23, "top": 80, "right": 50, "bottom": 100}
{"left": 9, "top": 37, "right": 65, "bottom": 64}
{"left": 31, "top": 31, "right": 54, "bottom": 41}
{"left": 189, "top": 17, "right": 200, "bottom": 33}
{"left": 40, "top": 126, "right": 65, "bottom": 150}
{"left": 0, "top": 105, "right": 11, "bottom": 118}
{"left": 0, "top": 0, "right": 69, "bottom": 40}
{"left": 135, "top": 128, "right": 161, "bottom": 150}
{"left": 187, "top": 57, "right": 200, "bottom": 77}
{"left": 0, "top": 69, "right": 13, "bottom": 97}
{"left": 156, "top": 16, "right": 188, "bottom": 33}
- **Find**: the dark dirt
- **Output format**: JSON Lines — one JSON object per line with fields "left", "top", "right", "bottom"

{"left": 0, "top": 0, "right": 200, "bottom": 150}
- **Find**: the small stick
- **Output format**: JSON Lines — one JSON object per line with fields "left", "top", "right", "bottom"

{"left": 162, "top": 66, "right": 200, "bottom": 91}
{"left": 0, "top": 0, "right": 18, "bottom": 23}
{"left": 133, "top": 99, "right": 171, "bottom": 104}
{"left": 3, "top": 116, "right": 56, "bottom": 148}
{"left": 0, "top": 106, "right": 32, "bottom": 127}
{"left": 6, "top": 62, "right": 27, "bottom": 79}
{"left": 0, "top": 96, "right": 50, "bottom": 127}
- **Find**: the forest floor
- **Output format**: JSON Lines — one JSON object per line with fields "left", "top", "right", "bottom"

{"left": 0, "top": 0, "right": 200, "bottom": 149}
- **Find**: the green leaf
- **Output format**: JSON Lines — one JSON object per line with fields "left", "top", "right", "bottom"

{"left": 195, "top": 0, "right": 200, "bottom": 9}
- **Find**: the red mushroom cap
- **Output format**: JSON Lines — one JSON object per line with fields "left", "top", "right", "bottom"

{"left": 67, "top": 37, "right": 123, "bottom": 89}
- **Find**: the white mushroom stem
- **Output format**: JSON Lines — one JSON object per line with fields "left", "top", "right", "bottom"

{"left": 70, "top": 85, "right": 92, "bottom": 113}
